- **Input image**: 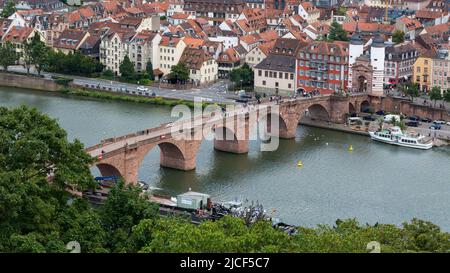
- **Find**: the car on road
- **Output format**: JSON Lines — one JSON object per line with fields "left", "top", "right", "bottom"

{"left": 429, "top": 124, "right": 442, "bottom": 130}
{"left": 137, "top": 86, "right": 149, "bottom": 92}
{"left": 408, "top": 115, "right": 420, "bottom": 121}
{"left": 375, "top": 110, "right": 385, "bottom": 116}
{"left": 363, "top": 115, "right": 376, "bottom": 121}
{"left": 405, "top": 121, "right": 420, "bottom": 127}
{"left": 433, "top": 120, "right": 446, "bottom": 125}
{"left": 421, "top": 117, "right": 432, "bottom": 123}
{"left": 447, "top": 121, "right": 450, "bottom": 126}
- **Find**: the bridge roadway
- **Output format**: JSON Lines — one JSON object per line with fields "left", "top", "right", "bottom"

{"left": 86, "top": 98, "right": 287, "bottom": 159}
{"left": 86, "top": 93, "right": 372, "bottom": 183}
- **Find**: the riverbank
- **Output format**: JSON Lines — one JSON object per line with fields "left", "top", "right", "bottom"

{"left": 59, "top": 87, "right": 217, "bottom": 109}
{"left": 300, "top": 117, "right": 450, "bottom": 147}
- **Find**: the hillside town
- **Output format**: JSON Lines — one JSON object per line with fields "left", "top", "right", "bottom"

{"left": 0, "top": 0, "right": 449, "bottom": 97}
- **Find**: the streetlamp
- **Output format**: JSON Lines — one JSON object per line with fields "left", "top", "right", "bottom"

{"left": 240, "top": 79, "right": 243, "bottom": 90}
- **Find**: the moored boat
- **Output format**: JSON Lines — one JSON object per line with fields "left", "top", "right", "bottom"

{"left": 369, "top": 126, "right": 433, "bottom": 150}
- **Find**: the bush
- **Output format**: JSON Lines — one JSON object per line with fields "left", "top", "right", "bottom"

{"left": 54, "top": 77, "right": 73, "bottom": 86}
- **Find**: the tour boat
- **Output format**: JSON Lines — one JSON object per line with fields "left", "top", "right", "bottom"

{"left": 369, "top": 126, "right": 433, "bottom": 150}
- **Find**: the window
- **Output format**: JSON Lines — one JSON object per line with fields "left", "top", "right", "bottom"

{"left": 262, "top": 80, "right": 266, "bottom": 86}
{"left": 258, "top": 70, "right": 262, "bottom": 76}
{"left": 290, "top": 74, "right": 293, "bottom": 80}
{"left": 288, "top": 83, "right": 292, "bottom": 88}
{"left": 275, "top": 82, "right": 279, "bottom": 87}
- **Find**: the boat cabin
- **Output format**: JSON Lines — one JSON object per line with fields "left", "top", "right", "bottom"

{"left": 177, "top": 191, "right": 211, "bottom": 210}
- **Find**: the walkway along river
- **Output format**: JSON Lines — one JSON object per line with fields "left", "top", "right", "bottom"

{"left": 1, "top": 86, "right": 450, "bottom": 230}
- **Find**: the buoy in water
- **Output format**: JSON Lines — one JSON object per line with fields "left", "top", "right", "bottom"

{"left": 297, "top": 160, "right": 303, "bottom": 167}
{"left": 348, "top": 145, "right": 353, "bottom": 151}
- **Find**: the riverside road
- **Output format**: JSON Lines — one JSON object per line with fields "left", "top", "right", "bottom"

{"left": 8, "top": 65, "right": 235, "bottom": 104}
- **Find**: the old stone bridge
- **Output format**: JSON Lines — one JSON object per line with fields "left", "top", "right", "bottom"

{"left": 86, "top": 93, "right": 376, "bottom": 184}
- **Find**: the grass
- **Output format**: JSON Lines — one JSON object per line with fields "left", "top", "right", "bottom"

{"left": 58, "top": 87, "right": 224, "bottom": 109}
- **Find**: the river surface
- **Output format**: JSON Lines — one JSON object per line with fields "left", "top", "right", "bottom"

{"left": 1, "top": 87, "right": 450, "bottom": 230}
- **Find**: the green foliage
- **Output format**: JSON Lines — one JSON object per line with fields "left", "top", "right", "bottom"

{"left": 444, "top": 89, "right": 450, "bottom": 103}
{"left": 336, "top": 7, "right": 347, "bottom": 16}
{"left": 402, "top": 82, "right": 419, "bottom": 101}
{"left": 101, "top": 69, "right": 114, "bottom": 80}
{"left": 328, "top": 21, "right": 349, "bottom": 42}
{"left": 46, "top": 50, "right": 104, "bottom": 77}
{"left": 0, "top": 41, "right": 18, "bottom": 71}
{"left": 230, "top": 63, "right": 254, "bottom": 88}
{"left": 1, "top": 0, "right": 16, "bottom": 18}
{"left": 168, "top": 62, "right": 189, "bottom": 84}
{"left": 54, "top": 77, "right": 73, "bottom": 86}
{"left": 30, "top": 34, "right": 49, "bottom": 76}
{"left": 430, "top": 86, "right": 442, "bottom": 107}
{"left": 0, "top": 106, "right": 96, "bottom": 252}
{"left": 119, "top": 55, "right": 135, "bottom": 81}
{"left": 392, "top": 30, "right": 405, "bottom": 44}
{"left": 145, "top": 60, "right": 154, "bottom": 81}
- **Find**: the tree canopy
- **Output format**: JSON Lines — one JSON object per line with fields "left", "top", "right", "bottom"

{"left": 1, "top": 0, "right": 16, "bottom": 18}
{"left": 430, "top": 86, "right": 443, "bottom": 107}
{"left": 0, "top": 41, "right": 17, "bottom": 71}
{"left": 119, "top": 55, "right": 135, "bottom": 81}
{"left": 392, "top": 30, "right": 405, "bottom": 44}
{"left": 328, "top": 22, "right": 349, "bottom": 42}
{"left": 230, "top": 63, "right": 254, "bottom": 88}
{"left": 168, "top": 62, "right": 189, "bottom": 84}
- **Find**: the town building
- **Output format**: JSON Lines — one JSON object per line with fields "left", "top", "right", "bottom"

{"left": 179, "top": 47, "right": 218, "bottom": 85}
{"left": 297, "top": 40, "right": 349, "bottom": 95}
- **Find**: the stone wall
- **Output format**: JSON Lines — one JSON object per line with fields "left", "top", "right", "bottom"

{"left": 382, "top": 96, "right": 450, "bottom": 120}
{"left": 0, "top": 72, "right": 60, "bottom": 92}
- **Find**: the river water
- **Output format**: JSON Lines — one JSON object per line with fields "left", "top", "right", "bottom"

{"left": 1, "top": 87, "right": 449, "bottom": 230}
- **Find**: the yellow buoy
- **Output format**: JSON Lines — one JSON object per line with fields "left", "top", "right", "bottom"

{"left": 348, "top": 145, "right": 353, "bottom": 151}
{"left": 297, "top": 160, "right": 303, "bottom": 167}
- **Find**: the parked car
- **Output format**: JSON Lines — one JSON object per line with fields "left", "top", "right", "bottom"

{"left": 408, "top": 115, "right": 420, "bottom": 121}
{"left": 137, "top": 86, "right": 149, "bottom": 93}
{"left": 447, "top": 122, "right": 450, "bottom": 126}
{"left": 350, "top": 112, "right": 358, "bottom": 117}
{"left": 375, "top": 110, "right": 385, "bottom": 116}
{"left": 429, "top": 124, "right": 442, "bottom": 130}
{"left": 421, "top": 117, "right": 432, "bottom": 123}
{"left": 433, "top": 120, "right": 446, "bottom": 125}
{"left": 405, "top": 121, "right": 419, "bottom": 127}
{"left": 363, "top": 115, "right": 376, "bottom": 121}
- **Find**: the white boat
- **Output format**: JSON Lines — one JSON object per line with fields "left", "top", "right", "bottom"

{"left": 369, "top": 126, "right": 433, "bottom": 150}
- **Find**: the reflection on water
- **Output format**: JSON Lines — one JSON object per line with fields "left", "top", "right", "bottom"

{"left": 1, "top": 87, "right": 450, "bottom": 230}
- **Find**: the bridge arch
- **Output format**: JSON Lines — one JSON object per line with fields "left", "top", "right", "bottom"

{"left": 307, "top": 104, "right": 330, "bottom": 121}
{"left": 349, "top": 102, "right": 356, "bottom": 114}
{"left": 258, "top": 111, "right": 290, "bottom": 138}
{"left": 360, "top": 100, "right": 371, "bottom": 112}
{"left": 96, "top": 163, "right": 123, "bottom": 179}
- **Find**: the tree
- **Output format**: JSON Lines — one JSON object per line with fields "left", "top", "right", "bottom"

{"left": 145, "top": 60, "right": 154, "bottom": 81}
{"left": 336, "top": 7, "right": 347, "bottom": 16}
{"left": 22, "top": 37, "right": 35, "bottom": 74}
{"left": 1, "top": 0, "right": 16, "bottom": 18}
{"left": 328, "top": 21, "right": 349, "bottom": 42}
{"left": 119, "top": 55, "right": 135, "bottom": 81}
{"left": 168, "top": 62, "right": 189, "bottom": 84}
{"left": 99, "top": 180, "right": 158, "bottom": 252}
{"left": 230, "top": 63, "right": 254, "bottom": 89}
{"left": 30, "top": 34, "right": 49, "bottom": 76}
{"left": 0, "top": 106, "right": 96, "bottom": 252}
{"left": 443, "top": 89, "right": 450, "bottom": 106}
{"left": 429, "top": 86, "right": 442, "bottom": 107}
{"left": 403, "top": 82, "right": 419, "bottom": 101}
{"left": 392, "top": 30, "right": 405, "bottom": 44}
{"left": 0, "top": 41, "right": 17, "bottom": 71}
